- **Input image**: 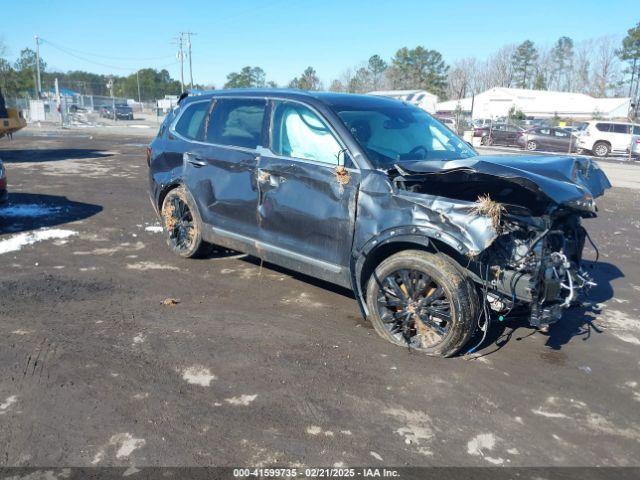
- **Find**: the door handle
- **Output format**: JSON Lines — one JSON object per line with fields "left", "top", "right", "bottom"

{"left": 184, "top": 152, "right": 207, "bottom": 167}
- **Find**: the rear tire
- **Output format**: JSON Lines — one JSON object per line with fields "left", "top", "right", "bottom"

{"left": 161, "top": 186, "right": 210, "bottom": 258}
{"left": 526, "top": 140, "right": 537, "bottom": 151}
{"left": 365, "top": 250, "right": 477, "bottom": 357}
{"left": 593, "top": 141, "right": 610, "bottom": 157}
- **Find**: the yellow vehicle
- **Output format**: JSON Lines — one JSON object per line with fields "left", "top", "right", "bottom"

{"left": 0, "top": 88, "right": 27, "bottom": 139}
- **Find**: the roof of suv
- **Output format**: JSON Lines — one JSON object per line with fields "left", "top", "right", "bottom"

{"left": 181, "top": 89, "right": 407, "bottom": 110}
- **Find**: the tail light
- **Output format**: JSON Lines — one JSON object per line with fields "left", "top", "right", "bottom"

{"left": 635, "top": 138, "right": 640, "bottom": 144}
{"left": 517, "top": 131, "right": 523, "bottom": 137}
{"left": 146, "top": 146, "right": 151, "bottom": 166}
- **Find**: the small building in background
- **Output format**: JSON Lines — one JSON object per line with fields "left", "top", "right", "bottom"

{"left": 436, "top": 87, "right": 631, "bottom": 120}
{"left": 368, "top": 89, "right": 438, "bottom": 113}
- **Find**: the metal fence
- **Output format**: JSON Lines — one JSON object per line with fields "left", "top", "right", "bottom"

{"left": 18, "top": 94, "right": 162, "bottom": 127}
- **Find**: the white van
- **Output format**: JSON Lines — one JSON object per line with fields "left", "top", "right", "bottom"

{"left": 576, "top": 121, "right": 640, "bottom": 157}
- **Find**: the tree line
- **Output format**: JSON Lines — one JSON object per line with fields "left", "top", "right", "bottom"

{"left": 2, "top": 21, "right": 639, "bottom": 105}
{"left": 0, "top": 44, "right": 185, "bottom": 101}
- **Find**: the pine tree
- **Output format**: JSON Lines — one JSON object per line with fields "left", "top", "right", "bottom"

{"left": 511, "top": 40, "right": 539, "bottom": 89}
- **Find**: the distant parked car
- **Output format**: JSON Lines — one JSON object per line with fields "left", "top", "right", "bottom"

{"left": 576, "top": 121, "right": 640, "bottom": 157}
{"left": 436, "top": 116, "right": 456, "bottom": 131}
{"left": 517, "top": 127, "right": 577, "bottom": 152}
{"left": 99, "top": 104, "right": 134, "bottom": 120}
{"left": 114, "top": 104, "right": 134, "bottom": 120}
{"left": 0, "top": 158, "right": 7, "bottom": 205}
{"left": 486, "top": 124, "right": 525, "bottom": 146}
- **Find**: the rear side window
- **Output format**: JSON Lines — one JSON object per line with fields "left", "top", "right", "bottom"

{"left": 595, "top": 123, "right": 612, "bottom": 132}
{"left": 206, "top": 99, "right": 267, "bottom": 149}
{"left": 612, "top": 124, "right": 630, "bottom": 134}
{"left": 174, "top": 101, "right": 209, "bottom": 140}
{"left": 554, "top": 129, "right": 569, "bottom": 137}
{"left": 538, "top": 128, "right": 551, "bottom": 135}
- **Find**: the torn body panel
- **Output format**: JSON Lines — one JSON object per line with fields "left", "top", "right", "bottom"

{"left": 350, "top": 154, "right": 610, "bottom": 328}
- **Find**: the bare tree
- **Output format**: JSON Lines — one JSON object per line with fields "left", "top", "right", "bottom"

{"left": 592, "top": 36, "right": 620, "bottom": 97}
{"left": 483, "top": 44, "right": 516, "bottom": 89}
{"left": 571, "top": 39, "right": 593, "bottom": 94}
{"left": 446, "top": 57, "right": 477, "bottom": 99}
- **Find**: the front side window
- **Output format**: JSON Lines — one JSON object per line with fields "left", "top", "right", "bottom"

{"left": 271, "top": 102, "right": 342, "bottom": 165}
{"left": 174, "top": 101, "right": 209, "bottom": 140}
{"left": 333, "top": 102, "right": 476, "bottom": 168}
{"left": 206, "top": 98, "right": 266, "bottom": 149}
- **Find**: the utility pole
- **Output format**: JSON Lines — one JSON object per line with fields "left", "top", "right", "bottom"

{"left": 136, "top": 70, "right": 142, "bottom": 111}
{"left": 54, "top": 78, "right": 62, "bottom": 126}
{"left": 34, "top": 35, "right": 42, "bottom": 98}
{"left": 178, "top": 33, "right": 185, "bottom": 93}
{"left": 184, "top": 32, "right": 196, "bottom": 89}
{"left": 107, "top": 78, "right": 116, "bottom": 121}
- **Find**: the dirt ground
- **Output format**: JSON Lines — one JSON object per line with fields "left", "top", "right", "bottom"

{"left": 1, "top": 128, "right": 639, "bottom": 468}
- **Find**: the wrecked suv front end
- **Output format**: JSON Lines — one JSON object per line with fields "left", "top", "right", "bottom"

{"left": 389, "top": 154, "right": 611, "bottom": 331}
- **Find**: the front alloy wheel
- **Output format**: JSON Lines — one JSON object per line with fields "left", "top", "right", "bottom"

{"left": 365, "top": 251, "right": 477, "bottom": 357}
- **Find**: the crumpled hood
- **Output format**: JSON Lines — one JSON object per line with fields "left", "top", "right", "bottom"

{"left": 397, "top": 154, "right": 611, "bottom": 207}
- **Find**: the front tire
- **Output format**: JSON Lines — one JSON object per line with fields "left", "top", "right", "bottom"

{"left": 593, "top": 141, "right": 610, "bottom": 157}
{"left": 161, "top": 186, "right": 210, "bottom": 258}
{"left": 365, "top": 250, "right": 477, "bottom": 357}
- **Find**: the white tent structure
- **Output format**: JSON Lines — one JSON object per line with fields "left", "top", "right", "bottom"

{"left": 368, "top": 89, "right": 438, "bottom": 113}
{"left": 436, "top": 87, "right": 631, "bottom": 120}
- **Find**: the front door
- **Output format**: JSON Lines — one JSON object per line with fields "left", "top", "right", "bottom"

{"left": 255, "top": 100, "right": 358, "bottom": 286}
{"left": 183, "top": 98, "right": 268, "bottom": 240}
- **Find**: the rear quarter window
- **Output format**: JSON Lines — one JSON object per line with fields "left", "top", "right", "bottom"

{"left": 174, "top": 101, "right": 210, "bottom": 140}
{"left": 612, "top": 124, "right": 630, "bottom": 134}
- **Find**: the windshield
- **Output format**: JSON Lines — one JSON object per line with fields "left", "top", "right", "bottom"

{"left": 333, "top": 103, "right": 477, "bottom": 167}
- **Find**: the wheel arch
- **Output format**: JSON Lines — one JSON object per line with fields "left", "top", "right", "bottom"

{"left": 351, "top": 229, "right": 471, "bottom": 317}
{"left": 157, "top": 180, "right": 184, "bottom": 212}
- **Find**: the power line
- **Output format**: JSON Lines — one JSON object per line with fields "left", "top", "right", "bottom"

{"left": 39, "top": 38, "right": 174, "bottom": 62}
{"left": 41, "top": 39, "right": 178, "bottom": 74}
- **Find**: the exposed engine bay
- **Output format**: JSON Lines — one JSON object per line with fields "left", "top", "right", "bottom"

{"left": 387, "top": 154, "right": 611, "bottom": 331}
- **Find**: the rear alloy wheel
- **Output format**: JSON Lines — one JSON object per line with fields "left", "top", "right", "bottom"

{"left": 593, "top": 142, "right": 610, "bottom": 158}
{"left": 161, "top": 186, "right": 210, "bottom": 258}
{"left": 526, "top": 140, "right": 537, "bottom": 151}
{"left": 365, "top": 250, "right": 477, "bottom": 357}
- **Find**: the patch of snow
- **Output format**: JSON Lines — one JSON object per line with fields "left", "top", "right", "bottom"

{"left": 144, "top": 225, "right": 163, "bottom": 233}
{"left": 182, "top": 366, "right": 215, "bottom": 386}
{"left": 0, "top": 395, "right": 18, "bottom": 413}
{"left": 467, "top": 433, "right": 496, "bottom": 456}
{"left": 126, "top": 262, "right": 178, "bottom": 271}
{"left": 0, "top": 228, "right": 78, "bottom": 255}
{"left": 370, "top": 451, "right": 383, "bottom": 462}
{"left": 225, "top": 394, "right": 258, "bottom": 406}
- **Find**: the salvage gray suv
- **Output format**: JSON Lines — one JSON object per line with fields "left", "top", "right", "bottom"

{"left": 147, "top": 89, "right": 611, "bottom": 357}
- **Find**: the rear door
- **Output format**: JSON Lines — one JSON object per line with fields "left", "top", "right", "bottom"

{"left": 254, "top": 100, "right": 358, "bottom": 286}
{"left": 183, "top": 97, "right": 268, "bottom": 240}
{"left": 551, "top": 128, "right": 572, "bottom": 152}
{"left": 611, "top": 123, "right": 631, "bottom": 152}
{"left": 536, "top": 128, "right": 553, "bottom": 149}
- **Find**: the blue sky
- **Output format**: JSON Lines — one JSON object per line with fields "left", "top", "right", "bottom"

{"left": 2, "top": 0, "right": 636, "bottom": 87}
